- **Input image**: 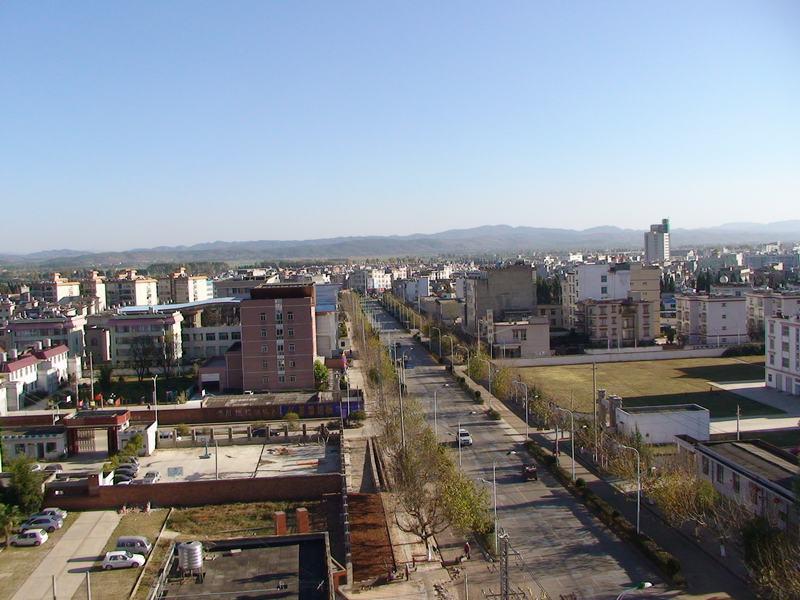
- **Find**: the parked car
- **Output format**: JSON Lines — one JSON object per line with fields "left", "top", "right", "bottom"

{"left": 457, "top": 429, "right": 473, "bottom": 447}
{"left": 142, "top": 471, "right": 161, "bottom": 484}
{"left": 116, "top": 536, "right": 152, "bottom": 555}
{"left": 44, "top": 464, "right": 64, "bottom": 474}
{"left": 119, "top": 456, "right": 140, "bottom": 467}
{"left": 9, "top": 529, "right": 48, "bottom": 547}
{"left": 29, "top": 464, "right": 43, "bottom": 472}
{"left": 115, "top": 464, "right": 139, "bottom": 476}
{"left": 101, "top": 550, "right": 146, "bottom": 570}
{"left": 114, "top": 474, "right": 133, "bottom": 485}
{"left": 20, "top": 516, "right": 62, "bottom": 533}
{"left": 30, "top": 508, "right": 68, "bottom": 521}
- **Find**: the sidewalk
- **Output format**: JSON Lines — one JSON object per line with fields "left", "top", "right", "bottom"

{"left": 457, "top": 367, "right": 755, "bottom": 600}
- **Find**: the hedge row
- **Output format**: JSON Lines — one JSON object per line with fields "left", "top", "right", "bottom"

{"left": 524, "top": 441, "right": 686, "bottom": 586}
{"left": 722, "top": 343, "right": 765, "bottom": 357}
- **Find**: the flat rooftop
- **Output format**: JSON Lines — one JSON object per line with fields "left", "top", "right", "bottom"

{"left": 204, "top": 391, "right": 332, "bottom": 407}
{"left": 622, "top": 403, "right": 708, "bottom": 414}
{"left": 704, "top": 441, "right": 799, "bottom": 492}
{"left": 157, "top": 535, "right": 330, "bottom": 600}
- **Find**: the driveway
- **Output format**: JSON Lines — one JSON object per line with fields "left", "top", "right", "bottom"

{"left": 368, "top": 301, "right": 669, "bottom": 599}
{"left": 12, "top": 511, "right": 121, "bottom": 600}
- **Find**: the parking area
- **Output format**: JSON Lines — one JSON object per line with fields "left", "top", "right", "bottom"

{"left": 52, "top": 441, "right": 339, "bottom": 483}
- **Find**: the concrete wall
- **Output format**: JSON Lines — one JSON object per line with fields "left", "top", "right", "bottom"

{"left": 616, "top": 406, "right": 710, "bottom": 444}
{"left": 495, "top": 346, "right": 727, "bottom": 367}
{"left": 45, "top": 473, "right": 342, "bottom": 510}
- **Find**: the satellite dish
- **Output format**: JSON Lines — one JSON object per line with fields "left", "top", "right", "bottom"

{"left": 719, "top": 275, "right": 729, "bottom": 284}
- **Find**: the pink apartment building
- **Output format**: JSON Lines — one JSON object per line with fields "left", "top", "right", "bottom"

{"left": 239, "top": 283, "right": 317, "bottom": 391}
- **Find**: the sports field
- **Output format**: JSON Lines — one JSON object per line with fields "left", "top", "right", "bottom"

{"left": 514, "top": 356, "right": 780, "bottom": 418}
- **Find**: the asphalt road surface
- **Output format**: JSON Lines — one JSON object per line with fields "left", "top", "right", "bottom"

{"left": 365, "top": 300, "right": 670, "bottom": 599}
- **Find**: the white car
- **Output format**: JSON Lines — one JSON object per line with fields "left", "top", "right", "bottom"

{"left": 142, "top": 471, "right": 161, "bottom": 484}
{"left": 9, "top": 529, "right": 48, "bottom": 547}
{"left": 35, "top": 507, "right": 68, "bottom": 521}
{"left": 457, "top": 429, "right": 473, "bottom": 446}
{"left": 102, "top": 550, "right": 146, "bottom": 570}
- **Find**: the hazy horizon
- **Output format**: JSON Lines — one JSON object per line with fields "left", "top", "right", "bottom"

{"left": 2, "top": 2, "right": 799, "bottom": 253}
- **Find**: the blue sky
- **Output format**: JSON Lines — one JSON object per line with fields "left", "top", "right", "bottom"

{"left": 1, "top": 1, "right": 799, "bottom": 252}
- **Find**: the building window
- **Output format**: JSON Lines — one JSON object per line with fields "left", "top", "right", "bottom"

{"left": 287, "top": 328, "right": 294, "bottom": 337}
{"left": 716, "top": 463, "right": 724, "bottom": 483}
{"left": 276, "top": 311, "right": 283, "bottom": 323}
{"left": 232, "top": 332, "right": 241, "bottom": 340}
{"left": 278, "top": 375, "right": 285, "bottom": 383}
{"left": 278, "top": 359, "right": 285, "bottom": 370}
{"left": 732, "top": 472, "right": 740, "bottom": 493}
{"left": 260, "top": 328, "right": 268, "bottom": 338}
{"left": 277, "top": 342, "right": 284, "bottom": 353}
{"left": 289, "top": 375, "right": 296, "bottom": 382}
{"left": 262, "top": 376, "right": 269, "bottom": 384}
{"left": 260, "top": 312, "right": 266, "bottom": 321}
{"left": 601, "top": 286, "right": 608, "bottom": 294}
{"left": 512, "top": 329, "right": 527, "bottom": 341}
{"left": 601, "top": 275, "right": 607, "bottom": 283}
{"left": 205, "top": 333, "right": 216, "bottom": 341}
{"left": 219, "top": 332, "right": 229, "bottom": 340}
{"left": 289, "top": 360, "right": 296, "bottom": 368}
{"left": 287, "top": 311, "right": 294, "bottom": 321}
{"left": 261, "top": 360, "right": 268, "bottom": 369}
{"left": 276, "top": 326, "right": 284, "bottom": 338}
{"left": 288, "top": 343, "right": 295, "bottom": 352}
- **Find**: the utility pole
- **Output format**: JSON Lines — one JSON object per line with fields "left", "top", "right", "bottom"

{"left": 89, "top": 352, "right": 95, "bottom": 407}
{"left": 592, "top": 362, "right": 598, "bottom": 462}
{"left": 736, "top": 404, "right": 741, "bottom": 441}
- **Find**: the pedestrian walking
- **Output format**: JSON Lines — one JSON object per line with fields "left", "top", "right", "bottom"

{"left": 463, "top": 541, "right": 471, "bottom": 560}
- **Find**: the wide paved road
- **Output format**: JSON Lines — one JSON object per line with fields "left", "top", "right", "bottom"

{"left": 366, "top": 300, "right": 670, "bottom": 599}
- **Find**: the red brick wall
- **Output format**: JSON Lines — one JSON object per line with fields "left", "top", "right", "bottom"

{"left": 0, "top": 414, "right": 61, "bottom": 427}
{"left": 136, "top": 400, "right": 362, "bottom": 425}
{"left": 45, "top": 473, "right": 341, "bottom": 511}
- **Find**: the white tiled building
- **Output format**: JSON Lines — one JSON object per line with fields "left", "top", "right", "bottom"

{"left": 746, "top": 289, "right": 800, "bottom": 340}
{"left": 765, "top": 314, "right": 800, "bottom": 396}
{"left": 675, "top": 294, "right": 747, "bottom": 346}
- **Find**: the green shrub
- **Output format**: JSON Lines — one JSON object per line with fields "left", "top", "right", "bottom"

{"left": 487, "top": 408, "right": 501, "bottom": 420}
{"left": 575, "top": 477, "right": 586, "bottom": 488}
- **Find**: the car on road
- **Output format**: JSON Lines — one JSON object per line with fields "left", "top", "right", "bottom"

{"left": 142, "top": 471, "right": 161, "bottom": 484}
{"left": 101, "top": 550, "right": 146, "bottom": 570}
{"left": 9, "top": 529, "right": 48, "bottom": 547}
{"left": 30, "top": 508, "right": 68, "bottom": 521}
{"left": 457, "top": 429, "right": 473, "bottom": 446}
{"left": 20, "top": 516, "right": 62, "bottom": 533}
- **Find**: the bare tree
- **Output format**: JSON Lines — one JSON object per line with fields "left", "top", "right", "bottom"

{"left": 129, "top": 336, "right": 156, "bottom": 381}
{"left": 157, "top": 330, "right": 178, "bottom": 379}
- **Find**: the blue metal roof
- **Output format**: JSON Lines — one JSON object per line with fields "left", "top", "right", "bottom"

{"left": 117, "top": 297, "right": 240, "bottom": 314}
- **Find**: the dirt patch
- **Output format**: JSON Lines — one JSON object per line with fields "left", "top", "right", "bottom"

{"left": 349, "top": 493, "right": 395, "bottom": 582}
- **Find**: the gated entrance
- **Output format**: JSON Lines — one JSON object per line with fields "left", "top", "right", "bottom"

{"left": 63, "top": 409, "right": 131, "bottom": 456}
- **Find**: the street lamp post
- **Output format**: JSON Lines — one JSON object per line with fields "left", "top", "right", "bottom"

{"left": 455, "top": 344, "right": 471, "bottom": 367}
{"left": 512, "top": 380, "right": 529, "bottom": 438}
{"left": 616, "top": 442, "right": 642, "bottom": 534}
{"left": 443, "top": 335, "right": 454, "bottom": 363}
{"left": 433, "top": 390, "right": 438, "bottom": 439}
{"left": 476, "top": 357, "right": 494, "bottom": 405}
{"left": 552, "top": 405, "right": 576, "bottom": 481}
{"left": 616, "top": 582, "right": 653, "bottom": 600}
{"left": 151, "top": 376, "right": 159, "bottom": 424}
{"left": 430, "top": 327, "right": 441, "bottom": 357}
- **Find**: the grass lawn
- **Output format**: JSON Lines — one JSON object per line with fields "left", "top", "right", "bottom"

{"left": 0, "top": 512, "right": 79, "bottom": 600}
{"left": 71, "top": 509, "right": 169, "bottom": 600}
{"left": 166, "top": 501, "right": 325, "bottom": 540}
{"left": 105, "top": 375, "right": 195, "bottom": 405}
{"left": 515, "top": 356, "right": 778, "bottom": 418}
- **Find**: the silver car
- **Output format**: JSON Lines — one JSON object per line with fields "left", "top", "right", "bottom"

{"left": 20, "top": 516, "right": 62, "bottom": 533}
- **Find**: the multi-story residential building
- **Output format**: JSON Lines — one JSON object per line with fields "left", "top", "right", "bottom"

{"left": 213, "top": 273, "right": 280, "bottom": 299}
{"left": 239, "top": 284, "right": 317, "bottom": 392}
{"left": 535, "top": 304, "right": 564, "bottom": 329}
{"left": 0, "top": 343, "right": 74, "bottom": 411}
{"left": 709, "top": 283, "right": 750, "bottom": 297}
{"left": 348, "top": 269, "right": 392, "bottom": 293}
{"left": 107, "top": 311, "right": 183, "bottom": 367}
{"left": 577, "top": 298, "right": 657, "bottom": 346}
{"left": 157, "top": 268, "right": 212, "bottom": 304}
{"left": 105, "top": 270, "right": 158, "bottom": 307}
{"left": 80, "top": 271, "right": 107, "bottom": 311}
{"left": 491, "top": 318, "right": 550, "bottom": 358}
{"left": 744, "top": 252, "right": 800, "bottom": 271}
{"left": 463, "top": 263, "right": 536, "bottom": 338}
{"left": 30, "top": 273, "right": 81, "bottom": 304}
{"left": 675, "top": 294, "right": 747, "bottom": 346}
{"left": 644, "top": 218, "right": 670, "bottom": 264}
{"left": 563, "top": 263, "right": 660, "bottom": 332}
{"left": 676, "top": 437, "right": 798, "bottom": 532}
{"left": 391, "top": 277, "right": 431, "bottom": 307}
{"left": 180, "top": 325, "right": 241, "bottom": 360}
{"left": 3, "top": 311, "right": 87, "bottom": 357}
{"left": 746, "top": 289, "right": 800, "bottom": 340}
{"left": 765, "top": 314, "right": 800, "bottom": 396}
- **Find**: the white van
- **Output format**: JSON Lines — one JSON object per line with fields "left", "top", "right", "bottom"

{"left": 116, "top": 536, "right": 152, "bottom": 555}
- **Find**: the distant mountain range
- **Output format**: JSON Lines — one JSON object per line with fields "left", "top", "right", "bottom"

{"left": 1, "top": 221, "right": 798, "bottom": 268}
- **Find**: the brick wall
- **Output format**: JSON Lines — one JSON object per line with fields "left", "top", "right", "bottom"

{"left": 45, "top": 473, "right": 342, "bottom": 511}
